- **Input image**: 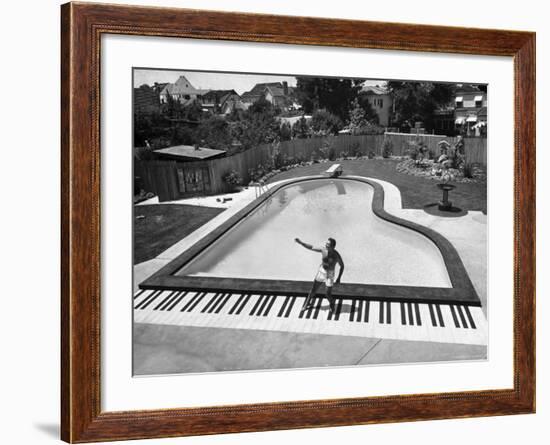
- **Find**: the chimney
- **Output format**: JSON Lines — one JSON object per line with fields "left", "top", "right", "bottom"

{"left": 282, "top": 81, "right": 288, "bottom": 96}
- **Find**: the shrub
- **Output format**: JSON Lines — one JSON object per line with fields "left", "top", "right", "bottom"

{"left": 318, "top": 141, "right": 336, "bottom": 161}
{"left": 292, "top": 117, "right": 311, "bottom": 139}
{"left": 223, "top": 170, "right": 243, "bottom": 191}
{"left": 463, "top": 162, "right": 475, "bottom": 178}
{"left": 367, "top": 150, "right": 376, "bottom": 159}
{"left": 382, "top": 138, "right": 393, "bottom": 158}
{"left": 350, "top": 141, "right": 362, "bottom": 158}
{"left": 449, "top": 149, "right": 465, "bottom": 169}
{"left": 341, "top": 150, "right": 350, "bottom": 160}
{"left": 310, "top": 110, "right": 343, "bottom": 136}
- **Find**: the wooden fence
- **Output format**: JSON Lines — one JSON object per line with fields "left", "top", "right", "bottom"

{"left": 136, "top": 134, "right": 487, "bottom": 201}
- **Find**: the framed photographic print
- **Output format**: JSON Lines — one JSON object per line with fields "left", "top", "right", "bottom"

{"left": 61, "top": 2, "right": 535, "bottom": 442}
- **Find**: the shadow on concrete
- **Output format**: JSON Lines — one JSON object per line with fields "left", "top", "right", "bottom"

{"left": 33, "top": 422, "right": 59, "bottom": 439}
{"left": 422, "top": 202, "right": 467, "bottom": 218}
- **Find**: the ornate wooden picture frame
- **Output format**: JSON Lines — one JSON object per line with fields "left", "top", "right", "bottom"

{"left": 61, "top": 2, "right": 535, "bottom": 442}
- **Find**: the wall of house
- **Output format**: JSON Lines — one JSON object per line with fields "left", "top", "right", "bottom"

{"left": 365, "top": 94, "right": 393, "bottom": 126}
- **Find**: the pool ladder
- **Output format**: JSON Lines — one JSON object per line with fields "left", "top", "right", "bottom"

{"left": 253, "top": 180, "right": 270, "bottom": 198}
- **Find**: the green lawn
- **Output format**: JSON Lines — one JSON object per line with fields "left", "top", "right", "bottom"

{"left": 134, "top": 204, "right": 224, "bottom": 265}
{"left": 267, "top": 159, "right": 487, "bottom": 214}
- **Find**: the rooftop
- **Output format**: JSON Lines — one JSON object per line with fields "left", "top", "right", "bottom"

{"left": 360, "top": 85, "right": 389, "bottom": 95}
{"left": 155, "top": 145, "right": 226, "bottom": 160}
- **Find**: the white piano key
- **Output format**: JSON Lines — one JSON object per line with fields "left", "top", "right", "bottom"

{"left": 418, "top": 303, "right": 434, "bottom": 341}
{"left": 233, "top": 294, "right": 262, "bottom": 330}
{"left": 262, "top": 296, "right": 287, "bottom": 331}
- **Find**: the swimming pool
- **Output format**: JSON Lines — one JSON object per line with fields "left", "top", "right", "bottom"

{"left": 175, "top": 179, "right": 451, "bottom": 288}
{"left": 142, "top": 175, "right": 479, "bottom": 306}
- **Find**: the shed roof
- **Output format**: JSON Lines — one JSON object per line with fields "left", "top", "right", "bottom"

{"left": 155, "top": 145, "right": 226, "bottom": 160}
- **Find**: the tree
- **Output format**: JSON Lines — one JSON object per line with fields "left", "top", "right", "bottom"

{"left": 356, "top": 95, "right": 379, "bottom": 124}
{"left": 387, "top": 81, "right": 455, "bottom": 132}
{"left": 195, "top": 115, "right": 232, "bottom": 149}
{"left": 279, "top": 122, "right": 292, "bottom": 141}
{"left": 310, "top": 110, "right": 343, "bottom": 136}
{"left": 295, "top": 77, "right": 364, "bottom": 122}
{"left": 347, "top": 99, "right": 383, "bottom": 135}
{"left": 292, "top": 117, "right": 311, "bottom": 139}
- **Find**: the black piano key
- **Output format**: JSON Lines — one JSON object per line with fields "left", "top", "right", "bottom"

{"left": 187, "top": 292, "right": 206, "bottom": 312}
{"left": 214, "top": 294, "right": 232, "bottom": 314}
{"left": 449, "top": 305, "right": 460, "bottom": 328}
{"left": 407, "top": 303, "right": 414, "bottom": 325}
{"left": 249, "top": 295, "right": 265, "bottom": 316}
{"left": 166, "top": 291, "right": 187, "bottom": 311}
{"left": 180, "top": 292, "right": 201, "bottom": 312}
{"left": 201, "top": 293, "right": 221, "bottom": 313}
{"left": 277, "top": 295, "right": 290, "bottom": 317}
{"left": 414, "top": 303, "right": 422, "bottom": 326}
{"left": 435, "top": 304, "right": 445, "bottom": 327}
{"left": 284, "top": 296, "right": 296, "bottom": 318}
{"left": 263, "top": 295, "right": 277, "bottom": 316}
{"left": 256, "top": 294, "right": 270, "bottom": 316}
{"left": 428, "top": 303, "right": 437, "bottom": 327}
{"left": 133, "top": 289, "right": 145, "bottom": 300}
{"left": 379, "top": 301, "right": 384, "bottom": 324}
{"left": 235, "top": 294, "right": 251, "bottom": 315}
{"left": 139, "top": 290, "right": 163, "bottom": 310}
{"left": 356, "top": 300, "right": 363, "bottom": 323}
{"left": 349, "top": 299, "right": 356, "bottom": 322}
{"left": 456, "top": 305, "right": 468, "bottom": 329}
{"left": 228, "top": 293, "right": 245, "bottom": 315}
{"left": 364, "top": 300, "right": 370, "bottom": 323}
{"left": 387, "top": 302, "right": 392, "bottom": 324}
{"left": 400, "top": 302, "right": 407, "bottom": 325}
{"left": 464, "top": 306, "right": 477, "bottom": 329}
{"left": 156, "top": 290, "right": 179, "bottom": 311}
{"left": 135, "top": 290, "right": 161, "bottom": 310}
{"left": 334, "top": 298, "right": 343, "bottom": 321}
{"left": 312, "top": 297, "right": 323, "bottom": 319}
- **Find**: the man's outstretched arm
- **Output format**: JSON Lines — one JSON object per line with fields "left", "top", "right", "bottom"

{"left": 336, "top": 252, "right": 345, "bottom": 283}
{"left": 295, "top": 238, "right": 322, "bottom": 252}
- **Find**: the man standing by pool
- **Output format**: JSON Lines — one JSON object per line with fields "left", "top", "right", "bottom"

{"left": 295, "top": 237, "right": 344, "bottom": 314}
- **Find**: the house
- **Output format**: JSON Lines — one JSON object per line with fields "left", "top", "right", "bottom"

{"left": 133, "top": 84, "right": 160, "bottom": 114}
{"left": 433, "top": 105, "right": 456, "bottom": 136}
{"left": 201, "top": 90, "right": 246, "bottom": 114}
{"left": 241, "top": 81, "right": 296, "bottom": 110}
{"left": 159, "top": 75, "right": 210, "bottom": 104}
{"left": 358, "top": 84, "right": 393, "bottom": 127}
{"left": 453, "top": 85, "right": 487, "bottom": 136}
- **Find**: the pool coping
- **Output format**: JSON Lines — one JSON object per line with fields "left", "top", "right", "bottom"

{"left": 140, "top": 176, "right": 480, "bottom": 306}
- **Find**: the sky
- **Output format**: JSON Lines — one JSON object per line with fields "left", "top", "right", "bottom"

{"left": 133, "top": 69, "right": 386, "bottom": 94}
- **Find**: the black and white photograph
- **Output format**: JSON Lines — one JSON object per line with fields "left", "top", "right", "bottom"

{"left": 132, "top": 68, "right": 488, "bottom": 375}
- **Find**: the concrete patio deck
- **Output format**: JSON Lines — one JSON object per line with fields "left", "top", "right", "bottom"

{"left": 132, "top": 174, "right": 487, "bottom": 375}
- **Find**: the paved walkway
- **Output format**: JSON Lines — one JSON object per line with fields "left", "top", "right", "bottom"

{"left": 133, "top": 175, "right": 487, "bottom": 375}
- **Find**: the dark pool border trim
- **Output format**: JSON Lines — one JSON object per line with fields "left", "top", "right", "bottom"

{"left": 140, "top": 176, "right": 480, "bottom": 306}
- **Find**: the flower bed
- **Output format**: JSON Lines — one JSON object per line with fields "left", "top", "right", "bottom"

{"left": 396, "top": 158, "right": 486, "bottom": 184}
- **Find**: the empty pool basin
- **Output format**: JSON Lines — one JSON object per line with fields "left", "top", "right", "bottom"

{"left": 175, "top": 179, "right": 452, "bottom": 288}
